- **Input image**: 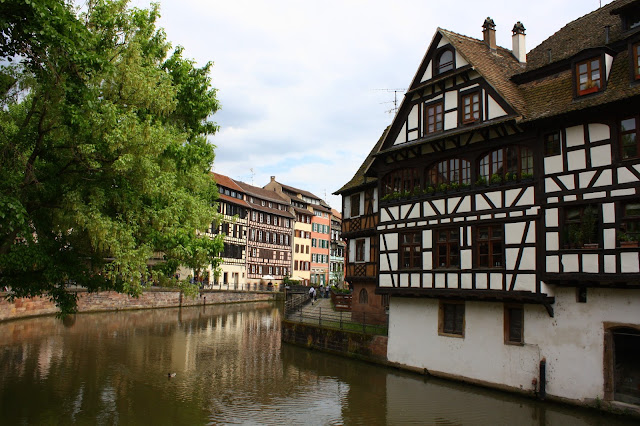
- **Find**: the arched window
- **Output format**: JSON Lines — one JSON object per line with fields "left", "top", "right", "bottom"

{"left": 381, "top": 168, "right": 421, "bottom": 196}
{"left": 479, "top": 146, "right": 533, "bottom": 182}
{"left": 426, "top": 159, "right": 471, "bottom": 186}
{"left": 359, "top": 288, "right": 369, "bottom": 305}
{"left": 436, "top": 49, "right": 454, "bottom": 74}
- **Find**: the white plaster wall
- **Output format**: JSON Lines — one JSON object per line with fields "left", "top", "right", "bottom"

{"left": 566, "top": 125, "right": 585, "bottom": 147}
{"left": 605, "top": 53, "right": 614, "bottom": 79}
{"left": 544, "top": 156, "right": 563, "bottom": 175}
{"left": 588, "top": 123, "right": 610, "bottom": 142}
{"left": 567, "top": 150, "right": 586, "bottom": 171}
{"left": 387, "top": 288, "right": 640, "bottom": 404}
{"left": 394, "top": 123, "right": 407, "bottom": 145}
{"left": 487, "top": 95, "right": 507, "bottom": 120}
{"left": 422, "top": 61, "right": 433, "bottom": 82}
{"left": 455, "top": 51, "right": 468, "bottom": 67}
{"left": 385, "top": 233, "right": 398, "bottom": 251}
{"left": 444, "top": 111, "right": 457, "bottom": 131}
{"left": 590, "top": 145, "right": 611, "bottom": 168}
{"left": 408, "top": 105, "right": 419, "bottom": 131}
{"left": 343, "top": 196, "right": 351, "bottom": 219}
{"left": 444, "top": 90, "right": 457, "bottom": 110}
{"left": 388, "top": 298, "right": 540, "bottom": 390}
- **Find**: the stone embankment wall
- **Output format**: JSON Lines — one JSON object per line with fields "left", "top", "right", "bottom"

{"left": 0, "top": 289, "right": 279, "bottom": 322}
{"left": 281, "top": 320, "right": 388, "bottom": 365}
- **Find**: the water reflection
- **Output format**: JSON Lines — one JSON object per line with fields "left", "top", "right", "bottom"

{"left": 0, "top": 304, "right": 636, "bottom": 425}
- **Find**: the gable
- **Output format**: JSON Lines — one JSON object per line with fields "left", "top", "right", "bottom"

{"left": 379, "top": 28, "right": 523, "bottom": 154}
{"left": 419, "top": 34, "right": 470, "bottom": 83}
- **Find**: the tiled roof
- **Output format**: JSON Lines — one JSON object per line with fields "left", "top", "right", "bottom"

{"left": 280, "top": 183, "right": 321, "bottom": 201}
{"left": 524, "top": 0, "right": 635, "bottom": 72}
{"left": 438, "top": 29, "right": 527, "bottom": 116}
{"left": 236, "top": 180, "right": 296, "bottom": 217}
{"left": 518, "top": 0, "right": 640, "bottom": 121}
{"left": 212, "top": 172, "right": 244, "bottom": 192}
{"left": 521, "top": 50, "right": 640, "bottom": 122}
{"left": 334, "top": 126, "right": 389, "bottom": 194}
{"left": 293, "top": 206, "right": 313, "bottom": 215}
{"left": 218, "top": 193, "right": 251, "bottom": 208}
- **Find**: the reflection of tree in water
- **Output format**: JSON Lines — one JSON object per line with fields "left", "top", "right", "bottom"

{"left": 1, "top": 305, "right": 639, "bottom": 425}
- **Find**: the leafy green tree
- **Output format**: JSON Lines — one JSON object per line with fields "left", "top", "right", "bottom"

{"left": 0, "top": 0, "right": 223, "bottom": 315}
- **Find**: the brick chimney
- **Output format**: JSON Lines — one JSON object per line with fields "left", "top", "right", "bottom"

{"left": 483, "top": 17, "right": 497, "bottom": 51}
{"left": 512, "top": 22, "right": 526, "bottom": 63}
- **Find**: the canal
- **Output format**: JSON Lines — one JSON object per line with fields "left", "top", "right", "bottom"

{"left": 0, "top": 302, "right": 636, "bottom": 425}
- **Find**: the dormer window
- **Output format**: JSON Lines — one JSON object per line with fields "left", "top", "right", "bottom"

{"left": 576, "top": 57, "right": 602, "bottom": 95}
{"left": 436, "top": 48, "right": 454, "bottom": 74}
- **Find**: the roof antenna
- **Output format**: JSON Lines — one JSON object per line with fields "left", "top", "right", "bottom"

{"left": 249, "top": 168, "right": 254, "bottom": 185}
{"left": 374, "top": 88, "right": 406, "bottom": 115}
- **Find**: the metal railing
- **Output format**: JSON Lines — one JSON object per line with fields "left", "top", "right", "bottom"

{"left": 284, "top": 303, "right": 388, "bottom": 336}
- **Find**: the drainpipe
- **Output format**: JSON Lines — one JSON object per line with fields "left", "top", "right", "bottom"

{"left": 539, "top": 358, "right": 547, "bottom": 400}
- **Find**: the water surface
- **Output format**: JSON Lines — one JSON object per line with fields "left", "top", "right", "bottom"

{"left": 0, "top": 303, "right": 636, "bottom": 425}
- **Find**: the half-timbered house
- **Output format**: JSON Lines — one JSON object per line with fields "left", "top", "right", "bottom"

{"left": 235, "top": 181, "right": 294, "bottom": 287}
{"left": 263, "top": 176, "right": 314, "bottom": 285}
{"left": 209, "top": 173, "right": 250, "bottom": 288}
{"left": 329, "top": 209, "right": 346, "bottom": 287}
{"left": 335, "top": 128, "right": 389, "bottom": 324}
{"left": 343, "top": 0, "right": 640, "bottom": 409}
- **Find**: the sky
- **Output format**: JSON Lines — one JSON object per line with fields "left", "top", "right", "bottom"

{"left": 131, "top": 0, "right": 615, "bottom": 209}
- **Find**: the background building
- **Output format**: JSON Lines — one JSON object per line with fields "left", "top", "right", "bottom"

{"left": 209, "top": 173, "right": 250, "bottom": 288}
{"left": 330, "top": 209, "right": 345, "bottom": 287}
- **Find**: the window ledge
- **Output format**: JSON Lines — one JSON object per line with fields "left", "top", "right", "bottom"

{"left": 438, "top": 332, "right": 465, "bottom": 338}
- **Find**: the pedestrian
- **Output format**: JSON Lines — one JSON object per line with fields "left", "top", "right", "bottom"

{"left": 309, "top": 286, "right": 315, "bottom": 305}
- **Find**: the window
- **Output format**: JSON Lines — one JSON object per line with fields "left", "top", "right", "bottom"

{"left": 359, "top": 289, "right": 369, "bottom": 305}
{"left": 426, "top": 158, "right": 471, "bottom": 187}
{"left": 424, "top": 102, "right": 443, "bottom": 135}
{"left": 381, "top": 168, "right": 421, "bottom": 197}
{"left": 479, "top": 146, "right": 533, "bottom": 182}
{"left": 436, "top": 49, "right": 454, "bottom": 74}
{"left": 504, "top": 305, "right": 524, "bottom": 344}
{"left": 439, "top": 301, "right": 464, "bottom": 337}
{"left": 563, "top": 204, "right": 600, "bottom": 249}
{"left": 355, "top": 239, "right": 365, "bottom": 262}
{"left": 400, "top": 231, "right": 421, "bottom": 269}
{"left": 476, "top": 225, "right": 503, "bottom": 268}
{"left": 634, "top": 43, "right": 640, "bottom": 79}
{"left": 435, "top": 228, "right": 460, "bottom": 268}
{"left": 461, "top": 92, "right": 480, "bottom": 124}
{"left": 544, "top": 132, "right": 561, "bottom": 157}
{"left": 621, "top": 202, "right": 640, "bottom": 243}
{"left": 576, "top": 57, "right": 602, "bottom": 95}
{"left": 350, "top": 193, "right": 361, "bottom": 217}
{"left": 620, "top": 116, "right": 640, "bottom": 160}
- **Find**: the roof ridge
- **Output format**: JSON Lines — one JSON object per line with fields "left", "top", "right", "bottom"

{"left": 438, "top": 27, "right": 515, "bottom": 56}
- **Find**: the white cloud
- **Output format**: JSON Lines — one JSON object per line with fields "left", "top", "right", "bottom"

{"left": 133, "top": 0, "right": 613, "bottom": 209}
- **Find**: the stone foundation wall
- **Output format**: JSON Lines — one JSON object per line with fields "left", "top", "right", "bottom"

{"left": 0, "top": 289, "right": 278, "bottom": 322}
{"left": 281, "top": 320, "right": 388, "bottom": 364}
